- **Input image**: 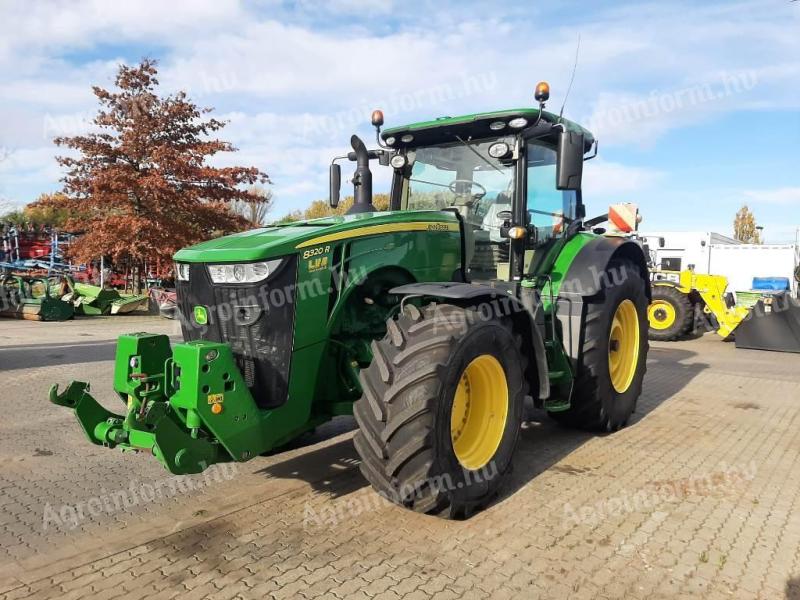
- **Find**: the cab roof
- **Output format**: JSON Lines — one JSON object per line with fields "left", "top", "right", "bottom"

{"left": 381, "top": 107, "right": 595, "bottom": 152}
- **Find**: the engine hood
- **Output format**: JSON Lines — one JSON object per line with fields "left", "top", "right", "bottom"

{"left": 173, "top": 210, "right": 460, "bottom": 263}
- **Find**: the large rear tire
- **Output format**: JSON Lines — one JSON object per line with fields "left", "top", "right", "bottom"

{"left": 549, "top": 259, "right": 649, "bottom": 431}
{"left": 648, "top": 285, "right": 693, "bottom": 341}
{"left": 353, "top": 303, "right": 527, "bottom": 518}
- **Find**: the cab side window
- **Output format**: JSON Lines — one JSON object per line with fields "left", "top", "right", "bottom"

{"left": 527, "top": 142, "right": 577, "bottom": 243}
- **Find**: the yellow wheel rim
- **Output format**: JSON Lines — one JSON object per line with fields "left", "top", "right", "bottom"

{"left": 608, "top": 299, "right": 641, "bottom": 394}
{"left": 450, "top": 354, "right": 508, "bottom": 471}
{"left": 648, "top": 300, "right": 676, "bottom": 331}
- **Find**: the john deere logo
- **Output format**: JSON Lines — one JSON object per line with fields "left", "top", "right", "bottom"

{"left": 193, "top": 305, "right": 208, "bottom": 325}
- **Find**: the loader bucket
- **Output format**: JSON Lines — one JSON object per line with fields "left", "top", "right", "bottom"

{"left": 734, "top": 294, "right": 800, "bottom": 353}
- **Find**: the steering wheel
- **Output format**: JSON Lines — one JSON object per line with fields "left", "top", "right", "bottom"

{"left": 448, "top": 179, "right": 487, "bottom": 200}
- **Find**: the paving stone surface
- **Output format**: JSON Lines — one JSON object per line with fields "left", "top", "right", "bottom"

{"left": 1, "top": 316, "right": 799, "bottom": 599}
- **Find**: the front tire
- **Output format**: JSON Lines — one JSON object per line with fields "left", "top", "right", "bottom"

{"left": 549, "top": 259, "right": 649, "bottom": 431}
{"left": 648, "top": 285, "right": 693, "bottom": 341}
{"left": 353, "top": 303, "right": 527, "bottom": 518}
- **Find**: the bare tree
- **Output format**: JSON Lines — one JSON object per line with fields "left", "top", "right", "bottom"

{"left": 231, "top": 185, "right": 274, "bottom": 227}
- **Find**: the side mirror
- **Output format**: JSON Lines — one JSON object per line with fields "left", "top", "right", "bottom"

{"left": 659, "top": 237, "right": 666, "bottom": 248}
{"left": 556, "top": 129, "right": 584, "bottom": 191}
{"left": 329, "top": 163, "right": 341, "bottom": 208}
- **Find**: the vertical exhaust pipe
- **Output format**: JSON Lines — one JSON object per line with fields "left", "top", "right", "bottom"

{"left": 347, "top": 135, "right": 374, "bottom": 214}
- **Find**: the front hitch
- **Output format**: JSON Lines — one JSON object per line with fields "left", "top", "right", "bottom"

{"left": 49, "top": 381, "right": 123, "bottom": 446}
{"left": 49, "top": 333, "right": 261, "bottom": 475}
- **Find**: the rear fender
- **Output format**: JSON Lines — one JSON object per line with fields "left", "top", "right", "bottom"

{"left": 390, "top": 282, "right": 550, "bottom": 400}
{"left": 559, "top": 237, "right": 651, "bottom": 301}
{"left": 556, "top": 237, "right": 651, "bottom": 364}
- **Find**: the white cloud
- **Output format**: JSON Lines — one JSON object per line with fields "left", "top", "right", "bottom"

{"left": 583, "top": 159, "right": 664, "bottom": 197}
{"left": 743, "top": 187, "right": 800, "bottom": 206}
{"left": 0, "top": 0, "right": 798, "bottom": 215}
{"left": 294, "top": 0, "right": 396, "bottom": 15}
{"left": 0, "top": 0, "right": 245, "bottom": 61}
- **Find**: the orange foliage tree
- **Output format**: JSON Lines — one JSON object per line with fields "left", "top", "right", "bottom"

{"left": 51, "top": 59, "right": 268, "bottom": 290}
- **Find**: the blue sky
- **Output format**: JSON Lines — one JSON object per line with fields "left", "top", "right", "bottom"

{"left": 0, "top": 0, "right": 798, "bottom": 242}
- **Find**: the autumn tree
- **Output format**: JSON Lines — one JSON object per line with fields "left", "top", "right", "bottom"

{"left": 302, "top": 194, "right": 391, "bottom": 220}
{"left": 733, "top": 205, "right": 762, "bottom": 244}
{"left": 231, "top": 185, "right": 274, "bottom": 227}
{"left": 23, "top": 193, "right": 75, "bottom": 229}
{"left": 273, "top": 210, "right": 303, "bottom": 224}
{"left": 0, "top": 193, "right": 75, "bottom": 229}
{"left": 50, "top": 59, "right": 268, "bottom": 291}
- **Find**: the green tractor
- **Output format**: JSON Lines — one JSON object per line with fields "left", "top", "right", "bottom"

{"left": 51, "top": 83, "right": 650, "bottom": 518}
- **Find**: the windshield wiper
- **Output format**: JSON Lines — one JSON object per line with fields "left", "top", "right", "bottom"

{"left": 408, "top": 178, "right": 451, "bottom": 189}
{"left": 529, "top": 208, "right": 574, "bottom": 223}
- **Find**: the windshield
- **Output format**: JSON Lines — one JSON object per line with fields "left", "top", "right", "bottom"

{"left": 404, "top": 137, "right": 515, "bottom": 227}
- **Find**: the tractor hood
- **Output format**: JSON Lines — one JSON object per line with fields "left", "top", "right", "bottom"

{"left": 174, "top": 210, "right": 460, "bottom": 263}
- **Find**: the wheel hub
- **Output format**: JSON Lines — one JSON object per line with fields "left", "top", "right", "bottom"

{"left": 450, "top": 355, "right": 508, "bottom": 471}
{"left": 609, "top": 299, "right": 641, "bottom": 394}
{"left": 648, "top": 300, "right": 677, "bottom": 330}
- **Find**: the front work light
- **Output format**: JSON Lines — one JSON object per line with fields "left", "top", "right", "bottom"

{"left": 207, "top": 259, "right": 283, "bottom": 284}
{"left": 176, "top": 263, "right": 191, "bottom": 281}
{"left": 390, "top": 154, "right": 407, "bottom": 168}
{"left": 488, "top": 142, "right": 511, "bottom": 159}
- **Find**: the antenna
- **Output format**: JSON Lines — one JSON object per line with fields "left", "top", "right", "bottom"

{"left": 559, "top": 34, "right": 581, "bottom": 121}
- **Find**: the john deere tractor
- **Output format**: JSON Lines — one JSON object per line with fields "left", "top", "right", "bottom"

{"left": 51, "top": 83, "right": 650, "bottom": 518}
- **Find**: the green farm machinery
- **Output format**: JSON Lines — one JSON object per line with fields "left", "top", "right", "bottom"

{"left": 0, "top": 274, "right": 74, "bottom": 321}
{"left": 51, "top": 83, "right": 651, "bottom": 518}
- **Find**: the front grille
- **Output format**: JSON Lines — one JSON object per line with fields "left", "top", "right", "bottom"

{"left": 176, "top": 257, "right": 298, "bottom": 409}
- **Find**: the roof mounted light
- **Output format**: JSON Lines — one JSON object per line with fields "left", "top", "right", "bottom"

{"left": 534, "top": 81, "right": 550, "bottom": 103}
{"left": 400, "top": 134, "right": 414, "bottom": 143}
{"left": 385, "top": 136, "right": 396, "bottom": 146}
{"left": 508, "top": 117, "right": 528, "bottom": 129}
{"left": 489, "top": 121, "right": 506, "bottom": 131}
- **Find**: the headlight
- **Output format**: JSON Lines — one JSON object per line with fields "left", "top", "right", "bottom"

{"left": 207, "top": 259, "right": 283, "bottom": 284}
{"left": 176, "top": 263, "right": 190, "bottom": 281}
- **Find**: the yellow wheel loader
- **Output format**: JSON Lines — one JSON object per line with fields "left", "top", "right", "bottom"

{"left": 648, "top": 269, "right": 800, "bottom": 353}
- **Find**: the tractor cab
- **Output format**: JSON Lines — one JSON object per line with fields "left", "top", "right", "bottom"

{"left": 330, "top": 86, "right": 595, "bottom": 289}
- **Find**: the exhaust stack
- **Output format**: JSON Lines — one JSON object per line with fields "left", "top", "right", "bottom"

{"left": 347, "top": 135, "right": 374, "bottom": 214}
